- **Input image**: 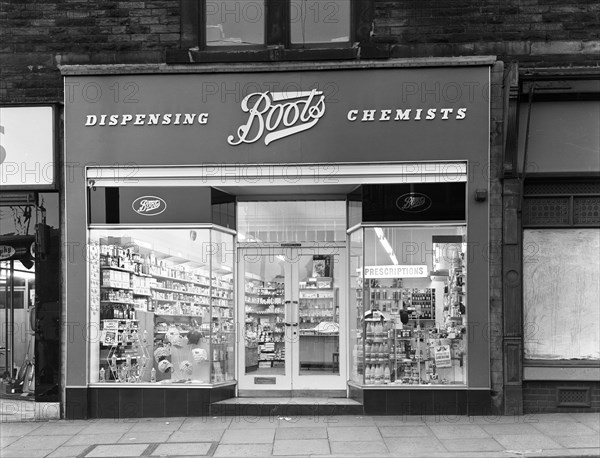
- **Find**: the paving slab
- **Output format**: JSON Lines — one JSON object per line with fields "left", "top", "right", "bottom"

{"left": 213, "top": 444, "right": 273, "bottom": 457}
{"left": 277, "top": 417, "right": 333, "bottom": 428}
{"left": 440, "top": 438, "right": 504, "bottom": 452}
{"left": 64, "top": 433, "right": 126, "bottom": 446}
{"left": 481, "top": 422, "right": 542, "bottom": 436}
{"left": 29, "top": 423, "right": 88, "bottom": 435}
{"left": 330, "top": 440, "right": 389, "bottom": 456}
{"left": 118, "top": 431, "right": 172, "bottom": 443}
{"left": 227, "top": 417, "right": 280, "bottom": 429}
{"left": 384, "top": 436, "right": 447, "bottom": 453}
{"left": 378, "top": 425, "right": 432, "bottom": 437}
{"left": 0, "top": 422, "right": 42, "bottom": 436}
{"left": 46, "top": 445, "right": 91, "bottom": 457}
{"left": 79, "top": 421, "right": 135, "bottom": 435}
{"left": 552, "top": 434, "right": 600, "bottom": 449}
{"left": 128, "top": 419, "right": 183, "bottom": 432}
{"left": 531, "top": 420, "right": 597, "bottom": 436}
{"left": 322, "top": 416, "right": 376, "bottom": 427}
{"left": 85, "top": 443, "right": 149, "bottom": 457}
{"left": 373, "top": 415, "right": 428, "bottom": 426}
{"left": 493, "top": 433, "right": 564, "bottom": 450}
{"left": 327, "top": 425, "right": 382, "bottom": 441}
{"left": 168, "top": 429, "right": 225, "bottom": 442}
{"left": 0, "top": 447, "right": 55, "bottom": 457}
{"left": 469, "top": 414, "right": 540, "bottom": 425}
{"left": 221, "top": 428, "right": 275, "bottom": 444}
{"left": 153, "top": 442, "right": 212, "bottom": 456}
{"left": 529, "top": 413, "right": 578, "bottom": 422}
{"left": 4, "top": 434, "right": 71, "bottom": 450}
{"left": 273, "top": 439, "right": 330, "bottom": 456}
{"left": 0, "top": 435, "right": 21, "bottom": 448}
{"left": 428, "top": 423, "right": 490, "bottom": 439}
{"left": 275, "top": 426, "right": 328, "bottom": 440}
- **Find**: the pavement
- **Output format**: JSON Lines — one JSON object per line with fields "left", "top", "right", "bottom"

{"left": 1, "top": 412, "right": 599, "bottom": 458}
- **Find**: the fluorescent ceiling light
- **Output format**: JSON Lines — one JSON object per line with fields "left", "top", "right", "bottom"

{"left": 374, "top": 227, "right": 398, "bottom": 266}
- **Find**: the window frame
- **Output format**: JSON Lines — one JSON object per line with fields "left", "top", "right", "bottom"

{"left": 178, "top": 0, "right": 373, "bottom": 61}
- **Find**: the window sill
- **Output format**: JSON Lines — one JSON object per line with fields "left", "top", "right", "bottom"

{"left": 524, "top": 359, "right": 600, "bottom": 367}
{"left": 166, "top": 46, "right": 368, "bottom": 64}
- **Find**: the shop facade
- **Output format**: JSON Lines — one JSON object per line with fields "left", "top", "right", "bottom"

{"left": 62, "top": 59, "right": 498, "bottom": 418}
{"left": 502, "top": 66, "right": 600, "bottom": 414}
{"left": 0, "top": 105, "right": 61, "bottom": 420}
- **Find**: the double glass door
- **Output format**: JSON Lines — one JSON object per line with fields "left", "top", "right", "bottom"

{"left": 238, "top": 246, "right": 346, "bottom": 391}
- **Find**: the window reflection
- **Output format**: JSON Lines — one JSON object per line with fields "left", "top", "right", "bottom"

{"left": 291, "top": 0, "right": 351, "bottom": 45}
{"left": 206, "top": 0, "right": 265, "bottom": 46}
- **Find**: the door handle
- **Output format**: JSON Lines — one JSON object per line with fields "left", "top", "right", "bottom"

{"left": 284, "top": 322, "right": 299, "bottom": 327}
{"left": 291, "top": 323, "right": 298, "bottom": 327}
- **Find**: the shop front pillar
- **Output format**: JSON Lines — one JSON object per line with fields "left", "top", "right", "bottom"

{"left": 502, "top": 179, "right": 523, "bottom": 415}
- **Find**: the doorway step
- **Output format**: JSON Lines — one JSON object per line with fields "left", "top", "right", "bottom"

{"left": 210, "top": 396, "right": 363, "bottom": 416}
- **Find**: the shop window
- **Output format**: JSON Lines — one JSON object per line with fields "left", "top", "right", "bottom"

{"left": 522, "top": 179, "right": 600, "bottom": 361}
{"left": 88, "top": 228, "right": 235, "bottom": 385}
{"left": 349, "top": 225, "right": 468, "bottom": 386}
{"left": 523, "top": 229, "right": 600, "bottom": 361}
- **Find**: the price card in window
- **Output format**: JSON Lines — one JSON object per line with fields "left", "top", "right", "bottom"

{"left": 434, "top": 344, "right": 452, "bottom": 368}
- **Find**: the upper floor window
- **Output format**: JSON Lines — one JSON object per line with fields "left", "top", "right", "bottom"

{"left": 205, "top": 1, "right": 265, "bottom": 46}
{"left": 289, "top": 0, "right": 351, "bottom": 45}
{"left": 201, "top": 0, "right": 355, "bottom": 49}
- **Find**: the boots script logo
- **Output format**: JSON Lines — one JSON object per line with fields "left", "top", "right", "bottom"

{"left": 228, "top": 89, "right": 326, "bottom": 146}
{"left": 396, "top": 193, "right": 432, "bottom": 213}
{"left": 132, "top": 196, "right": 167, "bottom": 216}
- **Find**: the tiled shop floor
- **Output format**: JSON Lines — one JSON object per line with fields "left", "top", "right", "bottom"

{"left": 0, "top": 413, "right": 599, "bottom": 457}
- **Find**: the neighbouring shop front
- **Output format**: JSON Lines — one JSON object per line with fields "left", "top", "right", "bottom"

{"left": 502, "top": 69, "right": 600, "bottom": 414}
{"left": 62, "top": 59, "right": 493, "bottom": 419}
{"left": 0, "top": 105, "right": 61, "bottom": 420}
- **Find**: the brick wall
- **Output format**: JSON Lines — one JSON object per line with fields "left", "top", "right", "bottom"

{"left": 0, "top": 0, "right": 181, "bottom": 103}
{"left": 373, "top": 0, "right": 600, "bottom": 63}
{"left": 524, "top": 381, "right": 600, "bottom": 413}
{"left": 2, "top": 1, "right": 599, "bottom": 103}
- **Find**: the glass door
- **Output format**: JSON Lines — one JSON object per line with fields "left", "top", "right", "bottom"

{"left": 237, "top": 246, "right": 346, "bottom": 392}
{"left": 292, "top": 250, "right": 346, "bottom": 390}
{"left": 238, "top": 249, "right": 292, "bottom": 390}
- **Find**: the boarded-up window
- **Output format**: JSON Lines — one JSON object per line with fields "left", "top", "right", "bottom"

{"left": 523, "top": 229, "right": 600, "bottom": 360}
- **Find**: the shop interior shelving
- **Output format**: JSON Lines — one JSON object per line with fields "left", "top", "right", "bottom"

{"left": 96, "top": 236, "right": 233, "bottom": 384}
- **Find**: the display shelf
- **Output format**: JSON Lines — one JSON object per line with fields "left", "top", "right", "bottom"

{"left": 101, "top": 285, "right": 133, "bottom": 291}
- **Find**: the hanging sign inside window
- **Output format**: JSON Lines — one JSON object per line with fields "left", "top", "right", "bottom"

{"left": 364, "top": 265, "right": 428, "bottom": 278}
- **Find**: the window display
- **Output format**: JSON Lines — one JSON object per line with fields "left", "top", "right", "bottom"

{"left": 89, "top": 229, "right": 235, "bottom": 385}
{"left": 350, "top": 226, "right": 468, "bottom": 386}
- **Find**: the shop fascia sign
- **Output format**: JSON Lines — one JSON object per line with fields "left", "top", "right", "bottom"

{"left": 364, "top": 265, "right": 429, "bottom": 279}
{"left": 82, "top": 89, "right": 469, "bottom": 146}
{"left": 0, "top": 105, "right": 55, "bottom": 188}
